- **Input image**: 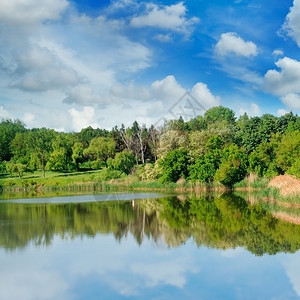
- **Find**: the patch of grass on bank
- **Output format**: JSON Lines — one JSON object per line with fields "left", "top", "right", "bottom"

{"left": 0, "top": 169, "right": 125, "bottom": 190}
{"left": 234, "top": 174, "right": 270, "bottom": 189}
{"left": 0, "top": 169, "right": 228, "bottom": 194}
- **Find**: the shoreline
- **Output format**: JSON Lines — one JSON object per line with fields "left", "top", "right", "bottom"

{"left": 0, "top": 174, "right": 299, "bottom": 202}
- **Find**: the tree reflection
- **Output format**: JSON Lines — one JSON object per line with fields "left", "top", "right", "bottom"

{"left": 1, "top": 193, "right": 300, "bottom": 255}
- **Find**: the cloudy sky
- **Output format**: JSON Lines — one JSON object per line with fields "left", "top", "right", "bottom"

{"left": 0, "top": 0, "right": 300, "bottom": 132}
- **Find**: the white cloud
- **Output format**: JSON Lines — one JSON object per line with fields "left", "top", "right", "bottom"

{"left": 191, "top": 82, "right": 221, "bottom": 109}
{"left": 273, "top": 49, "right": 284, "bottom": 57}
{"left": 153, "top": 34, "right": 173, "bottom": 42}
{"left": 237, "top": 102, "right": 261, "bottom": 117}
{"left": 0, "top": 254, "right": 69, "bottom": 300}
{"left": 264, "top": 57, "right": 300, "bottom": 96}
{"left": 110, "top": 82, "right": 151, "bottom": 101}
{"left": 0, "top": 0, "right": 68, "bottom": 26}
{"left": 11, "top": 46, "right": 80, "bottom": 92}
{"left": 68, "top": 106, "right": 100, "bottom": 132}
{"left": 215, "top": 32, "right": 258, "bottom": 57}
{"left": 107, "top": 0, "right": 138, "bottom": 12}
{"left": 130, "top": 2, "right": 199, "bottom": 37}
{"left": 22, "top": 112, "right": 35, "bottom": 126}
{"left": 0, "top": 106, "right": 13, "bottom": 120}
{"left": 277, "top": 109, "right": 290, "bottom": 116}
{"left": 280, "top": 93, "right": 300, "bottom": 110}
{"left": 282, "top": 0, "right": 300, "bottom": 47}
{"left": 0, "top": 4, "right": 152, "bottom": 99}
{"left": 64, "top": 85, "right": 105, "bottom": 105}
{"left": 151, "top": 75, "right": 186, "bottom": 102}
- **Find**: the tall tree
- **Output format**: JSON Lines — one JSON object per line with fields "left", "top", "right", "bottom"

{"left": 30, "top": 128, "right": 55, "bottom": 178}
{"left": 0, "top": 119, "right": 26, "bottom": 162}
{"left": 83, "top": 136, "right": 116, "bottom": 165}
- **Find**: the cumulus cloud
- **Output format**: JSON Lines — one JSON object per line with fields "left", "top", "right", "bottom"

{"left": 280, "top": 93, "right": 300, "bottom": 110}
{"left": 282, "top": 0, "right": 300, "bottom": 47}
{"left": 151, "top": 75, "right": 186, "bottom": 102}
{"left": 68, "top": 106, "right": 100, "bottom": 132}
{"left": 0, "top": 0, "right": 68, "bottom": 25}
{"left": 130, "top": 2, "right": 199, "bottom": 37}
{"left": 264, "top": 57, "right": 300, "bottom": 96}
{"left": 191, "top": 82, "right": 221, "bottom": 109}
{"left": 237, "top": 102, "right": 261, "bottom": 117}
{"left": 10, "top": 46, "right": 80, "bottom": 92}
{"left": 0, "top": 2, "right": 152, "bottom": 114}
{"left": 215, "top": 32, "right": 258, "bottom": 57}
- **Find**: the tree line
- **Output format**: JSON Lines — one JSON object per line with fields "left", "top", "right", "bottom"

{"left": 0, "top": 106, "right": 299, "bottom": 186}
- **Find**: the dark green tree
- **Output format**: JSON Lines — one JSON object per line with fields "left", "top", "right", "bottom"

{"left": 214, "top": 144, "right": 248, "bottom": 187}
{"left": 107, "top": 150, "right": 136, "bottom": 175}
{"left": 204, "top": 106, "right": 236, "bottom": 124}
{"left": 159, "top": 149, "right": 190, "bottom": 183}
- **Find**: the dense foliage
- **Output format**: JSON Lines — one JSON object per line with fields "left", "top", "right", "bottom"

{"left": 0, "top": 106, "right": 299, "bottom": 185}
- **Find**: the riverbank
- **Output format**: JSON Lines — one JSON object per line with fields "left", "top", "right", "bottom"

{"left": 0, "top": 171, "right": 299, "bottom": 200}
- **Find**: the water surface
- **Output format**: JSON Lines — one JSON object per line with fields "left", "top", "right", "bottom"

{"left": 1, "top": 192, "right": 300, "bottom": 299}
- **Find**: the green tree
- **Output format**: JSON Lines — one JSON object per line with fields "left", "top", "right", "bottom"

{"left": 248, "top": 136, "right": 281, "bottom": 178}
{"left": 47, "top": 133, "right": 75, "bottom": 171}
{"left": 83, "top": 137, "right": 116, "bottom": 168}
{"left": 204, "top": 106, "right": 236, "bottom": 124}
{"left": 72, "top": 142, "right": 84, "bottom": 171}
{"left": 214, "top": 144, "right": 248, "bottom": 187}
{"left": 158, "top": 149, "right": 190, "bottom": 183}
{"left": 240, "top": 117, "right": 262, "bottom": 152}
{"left": 107, "top": 151, "right": 135, "bottom": 175}
{"left": 0, "top": 119, "right": 26, "bottom": 162}
{"left": 10, "top": 132, "right": 31, "bottom": 164}
{"left": 187, "top": 115, "right": 207, "bottom": 131}
{"left": 78, "top": 126, "right": 109, "bottom": 147}
{"left": 30, "top": 128, "right": 56, "bottom": 178}
{"left": 158, "top": 130, "right": 188, "bottom": 158}
{"left": 276, "top": 130, "right": 300, "bottom": 173}
{"left": 189, "top": 137, "right": 223, "bottom": 182}
{"left": 6, "top": 161, "right": 27, "bottom": 179}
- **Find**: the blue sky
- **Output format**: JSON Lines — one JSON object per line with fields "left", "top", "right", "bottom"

{"left": 0, "top": 0, "right": 300, "bottom": 131}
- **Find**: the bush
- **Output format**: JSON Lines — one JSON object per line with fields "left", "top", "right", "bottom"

{"left": 98, "top": 168, "right": 122, "bottom": 181}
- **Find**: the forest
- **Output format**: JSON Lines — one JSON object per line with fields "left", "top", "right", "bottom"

{"left": 0, "top": 106, "right": 299, "bottom": 187}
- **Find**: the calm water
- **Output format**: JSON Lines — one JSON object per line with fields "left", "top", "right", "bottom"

{"left": 1, "top": 192, "right": 300, "bottom": 300}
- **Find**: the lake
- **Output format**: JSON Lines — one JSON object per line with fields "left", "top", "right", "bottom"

{"left": 1, "top": 191, "right": 300, "bottom": 300}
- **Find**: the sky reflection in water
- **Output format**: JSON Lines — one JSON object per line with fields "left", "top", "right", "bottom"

{"left": 0, "top": 193, "right": 300, "bottom": 300}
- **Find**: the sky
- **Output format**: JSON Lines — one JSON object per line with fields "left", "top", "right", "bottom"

{"left": 0, "top": 0, "right": 300, "bottom": 132}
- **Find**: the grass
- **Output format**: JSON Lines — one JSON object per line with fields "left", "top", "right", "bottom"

{"left": 0, "top": 169, "right": 227, "bottom": 194}
{"left": 0, "top": 170, "right": 111, "bottom": 190}
{"left": 234, "top": 175, "right": 270, "bottom": 189}
{"left": 0, "top": 170, "right": 298, "bottom": 203}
